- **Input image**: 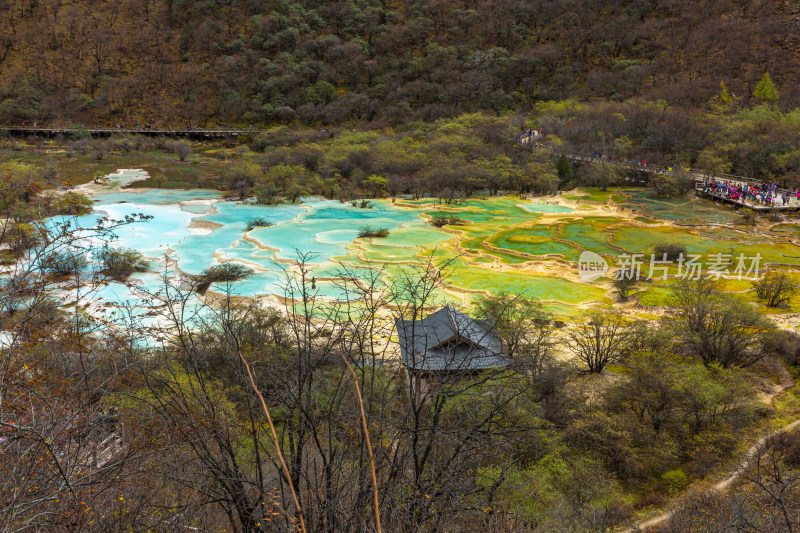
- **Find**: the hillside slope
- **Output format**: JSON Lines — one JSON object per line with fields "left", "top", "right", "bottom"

{"left": 0, "top": 0, "right": 798, "bottom": 125}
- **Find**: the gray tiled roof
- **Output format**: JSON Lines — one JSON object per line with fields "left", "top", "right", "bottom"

{"left": 395, "top": 306, "right": 509, "bottom": 372}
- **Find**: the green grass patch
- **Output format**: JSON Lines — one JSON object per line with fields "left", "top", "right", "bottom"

{"left": 770, "top": 223, "right": 800, "bottom": 236}
{"left": 0, "top": 148, "right": 225, "bottom": 187}
{"left": 637, "top": 284, "right": 675, "bottom": 306}
{"left": 578, "top": 187, "right": 630, "bottom": 203}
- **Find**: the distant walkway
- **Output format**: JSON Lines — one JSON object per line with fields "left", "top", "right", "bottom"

{"left": 519, "top": 131, "right": 800, "bottom": 212}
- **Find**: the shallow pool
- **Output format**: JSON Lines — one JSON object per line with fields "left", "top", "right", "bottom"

{"left": 61, "top": 172, "right": 800, "bottom": 319}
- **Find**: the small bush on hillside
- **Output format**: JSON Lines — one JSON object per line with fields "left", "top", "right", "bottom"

{"left": 613, "top": 276, "right": 638, "bottom": 301}
{"left": 660, "top": 468, "right": 688, "bottom": 495}
{"left": 249, "top": 134, "right": 272, "bottom": 153}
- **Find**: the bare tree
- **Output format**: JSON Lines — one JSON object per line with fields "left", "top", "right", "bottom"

{"left": 669, "top": 278, "right": 775, "bottom": 367}
{"left": 579, "top": 161, "right": 619, "bottom": 191}
{"left": 128, "top": 251, "right": 404, "bottom": 532}
{"left": 0, "top": 213, "right": 155, "bottom": 532}
{"left": 566, "top": 309, "right": 633, "bottom": 372}
{"left": 753, "top": 271, "right": 800, "bottom": 308}
{"left": 474, "top": 293, "right": 555, "bottom": 375}
{"left": 664, "top": 432, "right": 800, "bottom": 533}
{"left": 613, "top": 276, "right": 638, "bottom": 301}
{"left": 168, "top": 140, "right": 192, "bottom": 161}
{"left": 736, "top": 432, "right": 800, "bottom": 533}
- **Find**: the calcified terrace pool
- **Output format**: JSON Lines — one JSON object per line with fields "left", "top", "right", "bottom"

{"left": 72, "top": 170, "right": 800, "bottom": 322}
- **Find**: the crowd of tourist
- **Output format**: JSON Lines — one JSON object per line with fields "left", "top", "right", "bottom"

{"left": 702, "top": 177, "right": 798, "bottom": 206}
{"left": 521, "top": 131, "right": 796, "bottom": 209}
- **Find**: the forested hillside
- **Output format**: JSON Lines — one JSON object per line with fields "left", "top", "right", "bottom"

{"left": 1, "top": 0, "right": 799, "bottom": 125}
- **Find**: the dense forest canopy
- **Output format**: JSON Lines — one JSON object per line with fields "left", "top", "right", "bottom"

{"left": 1, "top": 0, "right": 799, "bottom": 125}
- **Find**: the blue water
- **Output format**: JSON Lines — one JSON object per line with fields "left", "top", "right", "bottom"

{"left": 517, "top": 202, "right": 574, "bottom": 213}
{"left": 72, "top": 189, "right": 429, "bottom": 308}
{"left": 167, "top": 199, "right": 423, "bottom": 276}
{"left": 88, "top": 202, "right": 198, "bottom": 257}
{"left": 58, "top": 174, "right": 576, "bottom": 320}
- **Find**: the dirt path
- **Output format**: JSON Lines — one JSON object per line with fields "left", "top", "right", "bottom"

{"left": 621, "top": 371, "right": 799, "bottom": 533}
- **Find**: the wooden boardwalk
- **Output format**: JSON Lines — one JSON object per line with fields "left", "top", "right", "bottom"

{"left": 696, "top": 187, "right": 800, "bottom": 211}
{"left": 519, "top": 134, "right": 800, "bottom": 212}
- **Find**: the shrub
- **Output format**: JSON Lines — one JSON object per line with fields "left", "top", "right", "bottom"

{"left": 651, "top": 171, "right": 694, "bottom": 198}
{"left": 653, "top": 243, "right": 687, "bottom": 261}
{"left": 687, "top": 430, "right": 738, "bottom": 476}
{"left": 8, "top": 223, "right": 40, "bottom": 257}
{"left": 98, "top": 247, "right": 149, "bottom": 279}
{"left": 660, "top": 468, "right": 688, "bottom": 495}
{"left": 613, "top": 276, "right": 638, "bottom": 301}
{"left": 357, "top": 226, "right": 390, "bottom": 238}
{"left": 785, "top": 432, "right": 800, "bottom": 467}
{"left": 768, "top": 211, "right": 784, "bottom": 222}
{"left": 254, "top": 186, "right": 283, "bottom": 205}
{"left": 91, "top": 143, "right": 109, "bottom": 160}
{"left": 195, "top": 262, "right": 253, "bottom": 293}
{"left": 429, "top": 215, "right": 468, "bottom": 228}
{"left": 201, "top": 262, "right": 253, "bottom": 282}
{"left": 249, "top": 134, "right": 272, "bottom": 152}
{"left": 71, "top": 138, "right": 93, "bottom": 155}
{"left": 245, "top": 217, "right": 274, "bottom": 231}
{"left": 739, "top": 208, "right": 757, "bottom": 225}
{"left": 763, "top": 330, "right": 800, "bottom": 366}
{"left": 42, "top": 251, "right": 87, "bottom": 276}
{"left": 51, "top": 191, "right": 93, "bottom": 216}
{"left": 350, "top": 199, "right": 373, "bottom": 209}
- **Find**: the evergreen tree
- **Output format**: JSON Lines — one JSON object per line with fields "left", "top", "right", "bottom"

{"left": 557, "top": 153, "right": 574, "bottom": 181}
{"left": 754, "top": 73, "right": 779, "bottom": 103}
{"left": 710, "top": 81, "right": 734, "bottom": 113}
